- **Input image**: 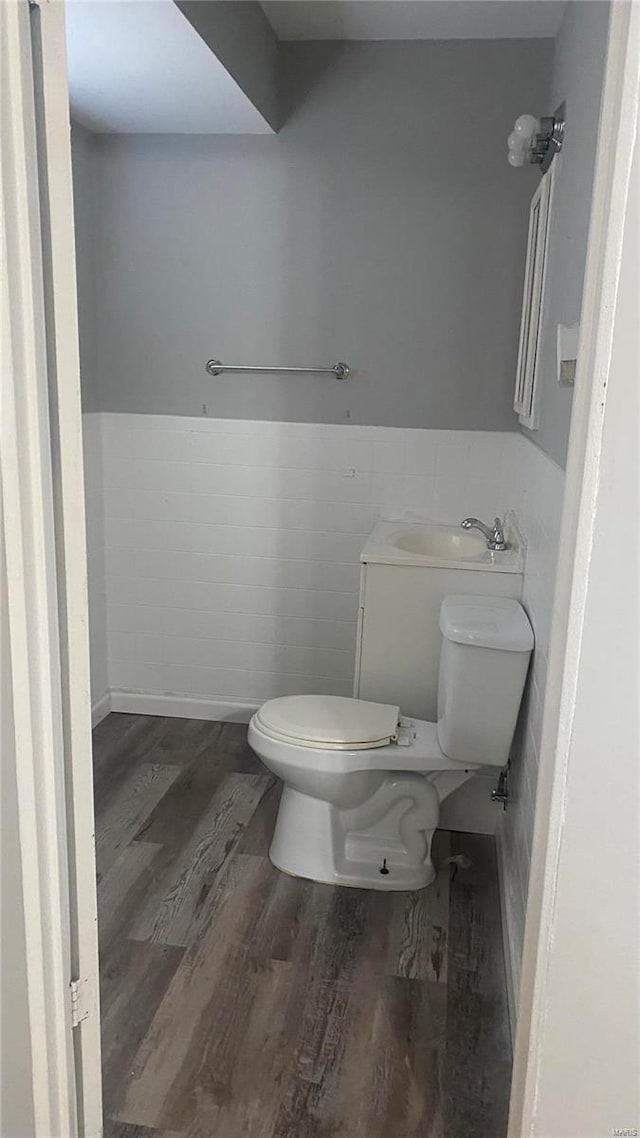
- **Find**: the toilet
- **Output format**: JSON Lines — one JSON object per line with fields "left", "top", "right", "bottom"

{"left": 248, "top": 595, "right": 534, "bottom": 891}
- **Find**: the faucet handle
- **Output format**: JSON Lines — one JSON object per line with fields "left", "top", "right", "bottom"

{"left": 491, "top": 517, "right": 508, "bottom": 550}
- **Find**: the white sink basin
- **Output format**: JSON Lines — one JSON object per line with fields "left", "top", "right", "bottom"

{"left": 360, "top": 520, "right": 524, "bottom": 574}
{"left": 391, "top": 526, "right": 488, "bottom": 560}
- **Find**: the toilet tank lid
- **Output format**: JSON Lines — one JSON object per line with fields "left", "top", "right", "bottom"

{"left": 440, "top": 595, "right": 534, "bottom": 653}
{"left": 254, "top": 695, "right": 400, "bottom": 747}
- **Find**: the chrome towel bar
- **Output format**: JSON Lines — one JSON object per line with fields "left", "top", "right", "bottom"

{"left": 206, "top": 359, "right": 350, "bottom": 380}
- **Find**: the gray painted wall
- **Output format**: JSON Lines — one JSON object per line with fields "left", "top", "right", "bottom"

{"left": 88, "top": 40, "right": 551, "bottom": 428}
{"left": 176, "top": 0, "right": 282, "bottom": 131}
{"left": 71, "top": 121, "right": 99, "bottom": 412}
{"left": 524, "top": 0, "right": 610, "bottom": 466}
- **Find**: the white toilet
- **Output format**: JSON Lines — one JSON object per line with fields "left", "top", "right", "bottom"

{"left": 248, "top": 595, "right": 534, "bottom": 891}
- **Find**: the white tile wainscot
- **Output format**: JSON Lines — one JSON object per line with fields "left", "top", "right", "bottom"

{"left": 83, "top": 413, "right": 109, "bottom": 723}
{"left": 496, "top": 433, "right": 566, "bottom": 1036}
{"left": 97, "top": 414, "right": 516, "bottom": 718}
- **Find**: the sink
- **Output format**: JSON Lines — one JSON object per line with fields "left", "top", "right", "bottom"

{"left": 360, "top": 520, "right": 524, "bottom": 574}
{"left": 391, "top": 526, "right": 488, "bottom": 560}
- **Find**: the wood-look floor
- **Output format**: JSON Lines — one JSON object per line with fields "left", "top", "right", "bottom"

{"left": 94, "top": 713, "right": 511, "bottom": 1138}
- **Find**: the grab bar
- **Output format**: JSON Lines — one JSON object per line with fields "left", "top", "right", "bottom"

{"left": 206, "top": 359, "right": 350, "bottom": 380}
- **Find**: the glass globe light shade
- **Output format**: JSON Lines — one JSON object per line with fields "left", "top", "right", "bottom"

{"left": 507, "top": 150, "right": 526, "bottom": 168}
{"left": 514, "top": 114, "right": 539, "bottom": 141}
{"left": 507, "top": 131, "right": 526, "bottom": 152}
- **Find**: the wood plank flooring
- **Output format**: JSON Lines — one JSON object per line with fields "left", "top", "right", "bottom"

{"left": 94, "top": 713, "right": 512, "bottom": 1138}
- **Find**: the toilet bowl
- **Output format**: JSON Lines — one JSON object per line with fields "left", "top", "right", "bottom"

{"left": 248, "top": 595, "right": 534, "bottom": 891}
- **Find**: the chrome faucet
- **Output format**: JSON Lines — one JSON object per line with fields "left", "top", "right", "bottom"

{"left": 461, "top": 516, "right": 509, "bottom": 551}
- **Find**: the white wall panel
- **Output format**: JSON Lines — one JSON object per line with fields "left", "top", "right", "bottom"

{"left": 104, "top": 547, "right": 361, "bottom": 593}
{"left": 82, "top": 414, "right": 108, "bottom": 714}
{"left": 107, "top": 604, "right": 358, "bottom": 651}
{"left": 107, "top": 576, "right": 358, "bottom": 622}
{"left": 497, "top": 433, "right": 566, "bottom": 1011}
{"left": 99, "top": 415, "right": 517, "bottom": 715}
{"left": 104, "top": 516, "right": 367, "bottom": 562}
{"left": 107, "top": 630, "right": 353, "bottom": 678}
{"left": 102, "top": 487, "right": 376, "bottom": 534}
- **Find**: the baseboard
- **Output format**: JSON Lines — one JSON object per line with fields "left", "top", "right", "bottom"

{"left": 495, "top": 823, "right": 521, "bottom": 1049}
{"left": 109, "top": 689, "right": 258, "bottom": 723}
{"left": 91, "top": 691, "right": 112, "bottom": 727}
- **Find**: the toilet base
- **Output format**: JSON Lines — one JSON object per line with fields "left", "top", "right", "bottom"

{"left": 269, "top": 780, "right": 439, "bottom": 892}
{"left": 269, "top": 850, "right": 436, "bottom": 892}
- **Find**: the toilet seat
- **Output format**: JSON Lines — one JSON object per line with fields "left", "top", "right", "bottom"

{"left": 254, "top": 694, "right": 400, "bottom": 750}
{"left": 249, "top": 711, "right": 474, "bottom": 775}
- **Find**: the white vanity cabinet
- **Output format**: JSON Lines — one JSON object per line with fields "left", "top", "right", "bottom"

{"left": 354, "top": 522, "right": 524, "bottom": 720}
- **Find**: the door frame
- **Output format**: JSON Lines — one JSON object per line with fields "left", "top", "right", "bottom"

{"left": 508, "top": 1, "right": 639, "bottom": 1133}
{"left": 29, "top": 2, "right": 103, "bottom": 1131}
{"left": 1, "top": 1, "right": 101, "bottom": 1135}
{"left": 1, "top": 1, "right": 77, "bottom": 1130}
{"left": 0, "top": 0, "right": 637, "bottom": 1134}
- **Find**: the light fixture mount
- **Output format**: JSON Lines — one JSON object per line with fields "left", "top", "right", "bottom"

{"left": 532, "top": 103, "right": 566, "bottom": 172}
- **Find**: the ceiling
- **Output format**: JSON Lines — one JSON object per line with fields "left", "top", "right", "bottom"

{"left": 66, "top": 0, "right": 565, "bottom": 135}
{"left": 65, "top": 0, "right": 273, "bottom": 134}
{"left": 260, "top": 1, "right": 565, "bottom": 41}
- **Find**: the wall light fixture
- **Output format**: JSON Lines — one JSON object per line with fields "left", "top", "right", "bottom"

{"left": 507, "top": 103, "right": 566, "bottom": 172}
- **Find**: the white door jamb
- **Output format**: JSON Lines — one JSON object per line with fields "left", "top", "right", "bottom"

{"left": 508, "top": 3, "right": 639, "bottom": 1134}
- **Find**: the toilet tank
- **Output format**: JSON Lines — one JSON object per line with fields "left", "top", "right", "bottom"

{"left": 436, "top": 595, "right": 534, "bottom": 767}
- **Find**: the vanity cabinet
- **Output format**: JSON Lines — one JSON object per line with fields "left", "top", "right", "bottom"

{"left": 354, "top": 562, "right": 523, "bottom": 720}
